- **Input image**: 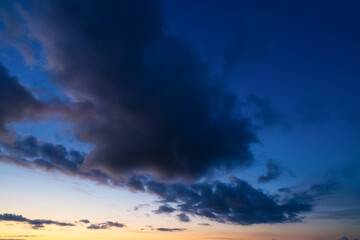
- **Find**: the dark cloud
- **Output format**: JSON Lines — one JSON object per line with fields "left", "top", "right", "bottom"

{"left": 15, "top": 0, "right": 257, "bottom": 181}
{"left": 0, "top": 64, "right": 43, "bottom": 139}
{"left": 2, "top": 135, "right": 83, "bottom": 173}
{"left": 0, "top": 213, "right": 74, "bottom": 229}
{"left": 258, "top": 159, "right": 294, "bottom": 183}
{"left": 133, "top": 176, "right": 313, "bottom": 225}
{"left": 153, "top": 205, "right": 176, "bottom": 214}
{"left": 87, "top": 221, "right": 125, "bottom": 230}
{"left": 176, "top": 213, "right": 190, "bottom": 222}
{"left": 0, "top": 62, "right": 92, "bottom": 144}
{"left": 79, "top": 219, "right": 90, "bottom": 224}
{"left": 156, "top": 228, "right": 186, "bottom": 232}
{"left": 0, "top": 135, "right": 119, "bottom": 187}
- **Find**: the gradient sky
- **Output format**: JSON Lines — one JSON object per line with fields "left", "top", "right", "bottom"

{"left": 0, "top": 1, "right": 359, "bottom": 240}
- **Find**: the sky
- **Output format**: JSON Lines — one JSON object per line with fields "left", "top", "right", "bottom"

{"left": 0, "top": 0, "right": 359, "bottom": 240}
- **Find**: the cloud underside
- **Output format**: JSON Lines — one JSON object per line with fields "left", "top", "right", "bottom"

{"left": 11, "top": 0, "right": 258, "bottom": 181}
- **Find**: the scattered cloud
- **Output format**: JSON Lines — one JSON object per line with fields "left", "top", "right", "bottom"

{"left": 130, "top": 176, "right": 313, "bottom": 225}
{"left": 176, "top": 213, "right": 190, "bottom": 223}
{"left": 0, "top": 137, "right": 327, "bottom": 226}
{"left": 0, "top": 213, "right": 74, "bottom": 229}
{"left": 79, "top": 219, "right": 90, "bottom": 224}
{"left": 157, "top": 228, "right": 186, "bottom": 232}
{"left": 12, "top": 0, "right": 258, "bottom": 181}
{"left": 153, "top": 205, "right": 176, "bottom": 214}
{"left": 87, "top": 221, "right": 125, "bottom": 230}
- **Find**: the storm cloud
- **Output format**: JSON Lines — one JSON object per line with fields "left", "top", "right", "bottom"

{"left": 15, "top": 0, "right": 258, "bottom": 181}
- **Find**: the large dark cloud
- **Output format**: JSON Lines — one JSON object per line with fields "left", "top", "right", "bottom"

{"left": 0, "top": 213, "right": 74, "bottom": 229}
{"left": 0, "top": 63, "right": 92, "bottom": 143}
{"left": 17, "top": 0, "right": 257, "bottom": 181}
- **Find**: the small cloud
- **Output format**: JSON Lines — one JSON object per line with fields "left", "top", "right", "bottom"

{"left": 198, "top": 223, "right": 211, "bottom": 226}
{"left": 79, "top": 219, "right": 90, "bottom": 224}
{"left": 87, "top": 221, "right": 125, "bottom": 230}
{"left": 153, "top": 205, "right": 176, "bottom": 214}
{"left": 176, "top": 213, "right": 190, "bottom": 222}
{"left": 157, "top": 228, "right": 186, "bottom": 232}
